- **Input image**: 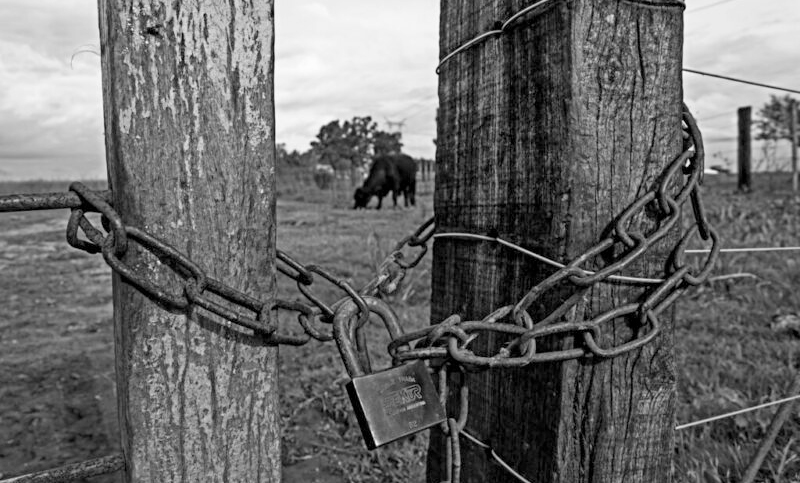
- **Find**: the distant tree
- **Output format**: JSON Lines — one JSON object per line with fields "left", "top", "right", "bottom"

{"left": 310, "top": 116, "right": 407, "bottom": 185}
{"left": 310, "top": 120, "right": 354, "bottom": 172}
{"left": 373, "top": 130, "right": 403, "bottom": 156}
{"left": 754, "top": 95, "right": 799, "bottom": 172}
{"left": 343, "top": 116, "right": 378, "bottom": 169}
{"left": 755, "top": 95, "right": 799, "bottom": 145}
{"left": 276, "top": 143, "right": 308, "bottom": 167}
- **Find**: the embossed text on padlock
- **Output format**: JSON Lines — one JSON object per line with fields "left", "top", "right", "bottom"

{"left": 333, "top": 297, "right": 446, "bottom": 450}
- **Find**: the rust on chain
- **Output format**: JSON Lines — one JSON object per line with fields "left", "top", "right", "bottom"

{"left": 70, "top": 182, "right": 127, "bottom": 257}
{"left": 407, "top": 216, "right": 436, "bottom": 247}
{"left": 101, "top": 226, "right": 206, "bottom": 311}
{"left": 276, "top": 299, "right": 333, "bottom": 342}
{"left": 436, "top": 363, "right": 468, "bottom": 483}
{"left": 66, "top": 208, "right": 104, "bottom": 254}
{"left": 62, "top": 190, "right": 304, "bottom": 337}
{"left": 0, "top": 454, "right": 124, "bottom": 483}
{"left": 276, "top": 250, "right": 314, "bottom": 285}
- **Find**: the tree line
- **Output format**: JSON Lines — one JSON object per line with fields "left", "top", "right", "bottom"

{"left": 279, "top": 96, "right": 798, "bottom": 176}
{"left": 756, "top": 95, "right": 799, "bottom": 145}
{"left": 277, "top": 115, "right": 404, "bottom": 173}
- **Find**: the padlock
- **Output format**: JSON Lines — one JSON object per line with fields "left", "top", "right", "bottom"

{"left": 333, "top": 296, "right": 446, "bottom": 450}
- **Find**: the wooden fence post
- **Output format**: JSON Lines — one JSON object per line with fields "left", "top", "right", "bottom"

{"left": 98, "top": 2, "right": 279, "bottom": 481}
{"left": 790, "top": 100, "right": 798, "bottom": 192}
{"left": 431, "top": 1, "right": 683, "bottom": 481}
{"left": 738, "top": 106, "right": 752, "bottom": 192}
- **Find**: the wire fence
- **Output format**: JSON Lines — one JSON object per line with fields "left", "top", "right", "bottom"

{"left": 4, "top": 106, "right": 797, "bottom": 483}
{"left": 3, "top": 169, "right": 800, "bottom": 481}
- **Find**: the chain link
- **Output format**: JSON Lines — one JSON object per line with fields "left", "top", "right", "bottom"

{"left": 64, "top": 182, "right": 379, "bottom": 343}
{"left": 0, "top": 182, "right": 437, "bottom": 348}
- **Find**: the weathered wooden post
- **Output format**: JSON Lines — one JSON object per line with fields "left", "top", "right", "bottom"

{"left": 431, "top": 1, "right": 683, "bottom": 481}
{"left": 738, "top": 106, "right": 752, "bottom": 192}
{"left": 98, "top": 1, "right": 279, "bottom": 481}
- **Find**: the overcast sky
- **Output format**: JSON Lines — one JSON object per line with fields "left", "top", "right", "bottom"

{"left": 0, "top": 0, "right": 797, "bottom": 181}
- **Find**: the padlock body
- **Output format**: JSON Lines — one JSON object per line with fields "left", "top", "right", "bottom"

{"left": 346, "top": 360, "right": 445, "bottom": 449}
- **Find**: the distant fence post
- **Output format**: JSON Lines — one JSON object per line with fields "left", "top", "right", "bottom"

{"left": 738, "top": 106, "right": 752, "bottom": 192}
{"left": 431, "top": 1, "right": 682, "bottom": 481}
{"left": 98, "top": 2, "right": 279, "bottom": 481}
{"left": 790, "top": 100, "right": 798, "bottom": 192}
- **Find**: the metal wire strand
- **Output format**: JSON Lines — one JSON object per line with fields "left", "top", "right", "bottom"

{"left": 460, "top": 430, "right": 532, "bottom": 483}
{"left": 685, "top": 246, "right": 800, "bottom": 254}
{"left": 433, "top": 232, "right": 665, "bottom": 284}
{"left": 675, "top": 393, "right": 800, "bottom": 431}
{"left": 436, "top": 0, "right": 685, "bottom": 73}
{"left": 436, "top": 0, "right": 552, "bottom": 73}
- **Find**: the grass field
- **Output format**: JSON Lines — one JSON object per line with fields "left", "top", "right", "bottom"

{"left": 0, "top": 173, "right": 798, "bottom": 482}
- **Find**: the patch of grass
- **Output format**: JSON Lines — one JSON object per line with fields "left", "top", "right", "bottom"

{"left": 674, "top": 174, "right": 800, "bottom": 482}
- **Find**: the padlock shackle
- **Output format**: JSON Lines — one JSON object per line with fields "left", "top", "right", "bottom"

{"left": 333, "top": 296, "right": 408, "bottom": 378}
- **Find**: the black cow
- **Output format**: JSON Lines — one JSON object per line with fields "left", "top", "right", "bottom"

{"left": 353, "top": 154, "right": 417, "bottom": 209}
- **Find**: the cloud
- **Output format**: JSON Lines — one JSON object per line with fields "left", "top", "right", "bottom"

{"left": 273, "top": 1, "right": 439, "bottom": 157}
{"left": 0, "top": 1, "right": 105, "bottom": 180}
{"left": 3, "top": 0, "right": 797, "bottom": 180}
{"left": 0, "top": 38, "right": 105, "bottom": 180}
{"left": 300, "top": 3, "right": 330, "bottom": 18}
{"left": 0, "top": 0, "right": 99, "bottom": 59}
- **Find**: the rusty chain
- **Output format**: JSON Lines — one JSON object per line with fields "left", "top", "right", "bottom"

{"left": 387, "top": 105, "right": 718, "bottom": 372}
{"left": 0, "top": 106, "right": 717, "bottom": 483}
{"left": 0, "top": 181, "right": 433, "bottom": 348}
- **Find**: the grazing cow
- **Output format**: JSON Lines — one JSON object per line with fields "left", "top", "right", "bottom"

{"left": 353, "top": 154, "right": 417, "bottom": 209}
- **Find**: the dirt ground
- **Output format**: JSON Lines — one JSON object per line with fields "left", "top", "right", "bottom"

{"left": 0, "top": 185, "right": 433, "bottom": 482}
{"left": 0, "top": 209, "right": 118, "bottom": 481}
